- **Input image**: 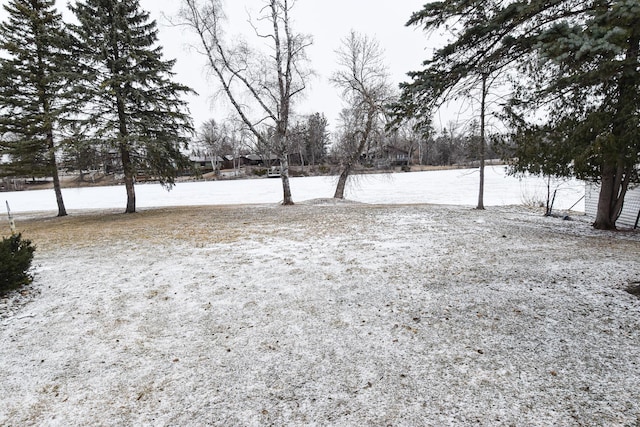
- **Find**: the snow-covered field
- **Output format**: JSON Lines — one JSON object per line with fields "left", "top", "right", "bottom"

{"left": 2, "top": 170, "right": 639, "bottom": 426}
{"left": 3, "top": 166, "right": 586, "bottom": 213}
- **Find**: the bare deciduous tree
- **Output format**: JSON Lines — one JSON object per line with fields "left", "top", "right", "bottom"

{"left": 193, "top": 119, "right": 225, "bottom": 173}
{"left": 389, "top": 117, "right": 431, "bottom": 167}
{"left": 330, "top": 31, "right": 392, "bottom": 199}
{"left": 179, "top": 0, "right": 311, "bottom": 204}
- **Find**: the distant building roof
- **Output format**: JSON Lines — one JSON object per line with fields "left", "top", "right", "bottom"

{"left": 190, "top": 155, "right": 224, "bottom": 163}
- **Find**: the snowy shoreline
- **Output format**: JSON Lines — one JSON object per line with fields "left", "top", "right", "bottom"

{"left": 3, "top": 166, "right": 586, "bottom": 214}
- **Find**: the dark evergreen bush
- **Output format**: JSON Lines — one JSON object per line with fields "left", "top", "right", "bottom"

{"left": 0, "top": 233, "right": 36, "bottom": 293}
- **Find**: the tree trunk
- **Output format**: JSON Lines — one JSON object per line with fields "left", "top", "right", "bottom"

{"left": 124, "top": 174, "right": 136, "bottom": 213}
{"left": 51, "top": 162, "right": 67, "bottom": 217}
{"left": 47, "top": 133, "right": 67, "bottom": 217}
{"left": 280, "top": 154, "right": 294, "bottom": 205}
{"left": 477, "top": 153, "right": 485, "bottom": 210}
{"left": 476, "top": 72, "right": 487, "bottom": 210}
{"left": 334, "top": 147, "right": 362, "bottom": 200}
{"left": 121, "top": 143, "right": 136, "bottom": 214}
{"left": 545, "top": 175, "right": 552, "bottom": 216}
{"left": 334, "top": 105, "right": 375, "bottom": 199}
{"left": 594, "top": 164, "right": 618, "bottom": 230}
{"left": 593, "top": 26, "right": 639, "bottom": 230}
{"left": 593, "top": 162, "right": 630, "bottom": 230}
{"left": 334, "top": 164, "right": 351, "bottom": 199}
{"left": 114, "top": 79, "right": 135, "bottom": 213}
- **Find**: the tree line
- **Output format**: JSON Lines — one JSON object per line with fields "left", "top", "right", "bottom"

{"left": 2, "top": 0, "right": 637, "bottom": 229}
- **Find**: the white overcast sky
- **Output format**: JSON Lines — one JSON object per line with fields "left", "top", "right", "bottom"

{"left": 3, "top": 0, "right": 440, "bottom": 131}
{"left": 148, "top": 0, "right": 431, "bottom": 131}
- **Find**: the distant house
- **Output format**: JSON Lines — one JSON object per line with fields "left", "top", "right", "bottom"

{"left": 240, "top": 154, "right": 262, "bottom": 166}
{"left": 104, "top": 150, "right": 122, "bottom": 174}
{"left": 190, "top": 155, "right": 223, "bottom": 173}
{"left": 0, "top": 177, "right": 26, "bottom": 192}
{"left": 364, "top": 145, "right": 410, "bottom": 168}
{"left": 222, "top": 155, "right": 236, "bottom": 170}
{"left": 190, "top": 155, "right": 210, "bottom": 171}
{"left": 191, "top": 154, "right": 240, "bottom": 172}
{"left": 585, "top": 183, "right": 640, "bottom": 229}
{"left": 386, "top": 146, "right": 410, "bottom": 166}
{"left": 240, "top": 153, "right": 280, "bottom": 167}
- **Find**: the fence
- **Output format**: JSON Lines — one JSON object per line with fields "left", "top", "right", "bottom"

{"left": 585, "top": 183, "right": 640, "bottom": 229}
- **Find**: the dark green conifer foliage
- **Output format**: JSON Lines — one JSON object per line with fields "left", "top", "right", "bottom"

{"left": 518, "top": 0, "right": 640, "bottom": 230}
{"left": 0, "top": 0, "right": 75, "bottom": 217}
{"left": 396, "top": 0, "right": 640, "bottom": 230}
{"left": 0, "top": 233, "right": 36, "bottom": 293}
{"left": 70, "top": 0, "right": 194, "bottom": 213}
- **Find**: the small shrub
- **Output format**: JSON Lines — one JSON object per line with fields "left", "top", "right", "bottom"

{"left": 253, "top": 168, "right": 267, "bottom": 177}
{"left": 0, "top": 233, "right": 36, "bottom": 293}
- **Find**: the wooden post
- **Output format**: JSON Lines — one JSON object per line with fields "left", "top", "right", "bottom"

{"left": 6, "top": 201, "right": 16, "bottom": 235}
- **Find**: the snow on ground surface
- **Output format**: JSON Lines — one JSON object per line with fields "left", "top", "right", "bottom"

{"left": 1, "top": 170, "right": 639, "bottom": 426}
{"left": 3, "top": 166, "right": 586, "bottom": 214}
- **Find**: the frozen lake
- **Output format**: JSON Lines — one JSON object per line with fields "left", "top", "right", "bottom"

{"left": 3, "top": 166, "right": 585, "bottom": 214}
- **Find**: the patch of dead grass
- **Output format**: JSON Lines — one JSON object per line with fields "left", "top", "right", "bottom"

{"left": 2, "top": 204, "right": 361, "bottom": 250}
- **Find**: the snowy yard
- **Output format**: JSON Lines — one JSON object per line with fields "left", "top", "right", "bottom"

{"left": 1, "top": 170, "right": 639, "bottom": 426}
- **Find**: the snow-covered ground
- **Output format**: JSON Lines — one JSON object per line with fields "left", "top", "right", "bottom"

{"left": 2, "top": 170, "right": 639, "bottom": 426}
{"left": 3, "top": 166, "right": 586, "bottom": 214}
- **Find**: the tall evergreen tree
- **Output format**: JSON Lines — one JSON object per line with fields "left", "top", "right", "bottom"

{"left": 305, "top": 113, "right": 329, "bottom": 166}
{"left": 70, "top": 0, "right": 194, "bottom": 213}
{"left": 396, "top": 0, "right": 640, "bottom": 229}
{"left": 510, "top": 0, "right": 640, "bottom": 230}
{"left": 0, "top": 0, "right": 75, "bottom": 217}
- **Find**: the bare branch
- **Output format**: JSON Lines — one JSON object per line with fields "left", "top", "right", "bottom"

{"left": 179, "top": 0, "right": 312, "bottom": 204}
